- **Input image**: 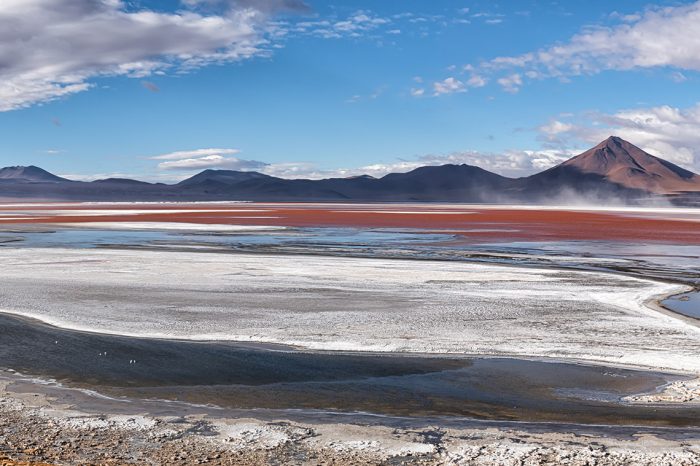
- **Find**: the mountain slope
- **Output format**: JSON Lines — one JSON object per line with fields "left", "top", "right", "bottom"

{"left": 540, "top": 136, "right": 700, "bottom": 194}
{"left": 0, "top": 165, "right": 70, "bottom": 183}
{"left": 371, "top": 164, "right": 511, "bottom": 201}
{"left": 177, "top": 169, "right": 272, "bottom": 188}
{"left": 173, "top": 164, "right": 509, "bottom": 201}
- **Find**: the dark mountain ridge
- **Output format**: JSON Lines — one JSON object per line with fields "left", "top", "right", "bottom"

{"left": 1, "top": 137, "right": 698, "bottom": 205}
{"left": 0, "top": 165, "right": 70, "bottom": 183}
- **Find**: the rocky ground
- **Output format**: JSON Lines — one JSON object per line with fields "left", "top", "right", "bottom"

{"left": 1, "top": 380, "right": 699, "bottom": 466}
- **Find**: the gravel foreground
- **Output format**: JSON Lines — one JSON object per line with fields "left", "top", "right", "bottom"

{"left": 1, "top": 383, "right": 699, "bottom": 466}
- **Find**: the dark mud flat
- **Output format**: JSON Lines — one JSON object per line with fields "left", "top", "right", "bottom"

{"left": 1, "top": 313, "right": 698, "bottom": 427}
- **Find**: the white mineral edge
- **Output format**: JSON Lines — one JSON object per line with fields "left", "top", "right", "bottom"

{"left": 0, "top": 247, "right": 697, "bottom": 377}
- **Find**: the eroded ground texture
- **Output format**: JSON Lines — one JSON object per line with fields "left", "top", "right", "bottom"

{"left": 0, "top": 378, "right": 699, "bottom": 466}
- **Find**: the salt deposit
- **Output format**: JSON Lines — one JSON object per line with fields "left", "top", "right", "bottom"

{"left": 0, "top": 247, "right": 697, "bottom": 374}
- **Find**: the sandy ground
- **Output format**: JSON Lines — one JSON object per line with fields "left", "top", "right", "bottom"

{"left": 0, "top": 376, "right": 699, "bottom": 466}
{"left": 0, "top": 247, "right": 697, "bottom": 376}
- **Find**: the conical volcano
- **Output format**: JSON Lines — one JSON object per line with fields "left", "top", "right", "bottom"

{"left": 555, "top": 136, "right": 700, "bottom": 194}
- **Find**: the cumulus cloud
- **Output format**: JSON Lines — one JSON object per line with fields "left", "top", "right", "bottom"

{"left": 497, "top": 74, "right": 522, "bottom": 93}
{"left": 429, "top": 73, "right": 488, "bottom": 97}
{"left": 536, "top": 103, "right": 700, "bottom": 172}
{"left": 539, "top": 120, "right": 574, "bottom": 141}
{"left": 466, "top": 75, "right": 487, "bottom": 87}
{"left": 150, "top": 148, "right": 241, "bottom": 160}
{"left": 182, "top": 0, "right": 309, "bottom": 14}
{"left": 158, "top": 155, "right": 268, "bottom": 170}
{"left": 413, "top": 149, "right": 574, "bottom": 177}
{"left": 250, "top": 147, "right": 576, "bottom": 180}
{"left": 150, "top": 147, "right": 267, "bottom": 171}
{"left": 0, "top": 0, "right": 274, "bottom": 111}
{"left": 433, "top": 77, "right": 466, "bottom": 95}
{"left": 289, "top": 10, "right": 390, "bottom": 39}
{"left": 478, "top": 1, "right": 700, "bottom": 89}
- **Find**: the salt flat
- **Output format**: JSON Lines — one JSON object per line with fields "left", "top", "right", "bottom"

{"left": 0, "top": 247, "right": 698, "bottom": 373}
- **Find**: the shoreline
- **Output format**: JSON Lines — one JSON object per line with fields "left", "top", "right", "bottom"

{"left": 0, "top": 303, "right": 699, "bottom": 422}
{"left": 0, "top": 306, "right": 697, "bottom": 379}
{"left": 1, "top": 373, "right": 699, "bottom": 466}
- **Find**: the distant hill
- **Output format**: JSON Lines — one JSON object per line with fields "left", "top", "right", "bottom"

{"left": 0, "top": 165, "right": 70, "bottom": 183}
{"left": 177, "top": 169, "right": 272, "bottom": 188}
{"left": 0, "top": 137, "right": 698, "bottom": 205}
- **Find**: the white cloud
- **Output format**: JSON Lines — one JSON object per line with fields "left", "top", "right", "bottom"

{"left": 149, "top": 147, "right": 266, "bottom": 171}
{"left": 480, "top": 1, "right": 700, "bottom": 88}
{"left": 539, "top": 120, "right": 574, "bottom": 140}
{"left": 0, "top": 0, "right": 275, "bottom": 111}
{"left": 290, "top": 10, "right": 390, "bottom": 39}
{"left": 251, "top": 148, "right": 576, "bottom": 180}
{"left": 182, "top": 0, "right": 309, "bottom": 14}
{"left": 429, "top": 74, "right": 487, "bottom": 97}
{"left": 158, "top": 154, "right": 268, "bottom": 170}
{"left": 496, "top": 73, "right": 522, "bottom": 93}
{"left": 466, "top": 75, "right": 487, "bottom": 87}
{"left": 433, "top": 77, "right": 465, "bottom": 95}
{"left": 150, "top": 148, "right": 241, "bottom": 160}
{"left": 414, "top": 149, "right": 574, "bottom": 177}
{"left": 410, "top": 87, "right": 425, "bottom": 97}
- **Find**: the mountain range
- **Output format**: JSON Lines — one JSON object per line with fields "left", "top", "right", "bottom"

{"left": 1, "top": 137, "right": 699, "bottom": 205}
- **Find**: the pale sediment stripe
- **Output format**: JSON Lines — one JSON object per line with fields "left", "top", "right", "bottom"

{"left": 0, "top": 247, "right": 697, "bottom": 375}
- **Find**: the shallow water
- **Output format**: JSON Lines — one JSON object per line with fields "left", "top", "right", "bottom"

{"left": 663, "top": 291, "right": 700, "bottom": 319}
{"left": 5, "top": 227, "right": 700, "bottom": 285}
{"left": 2, "top": 227, "right": 453, "bottom": 250}
{"left": 0, "top": 313, "right": 697, "bottom": 426}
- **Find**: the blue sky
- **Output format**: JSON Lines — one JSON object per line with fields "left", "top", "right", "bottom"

{"left": 1, "top": 0, "right": 699, "bottom": 181}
